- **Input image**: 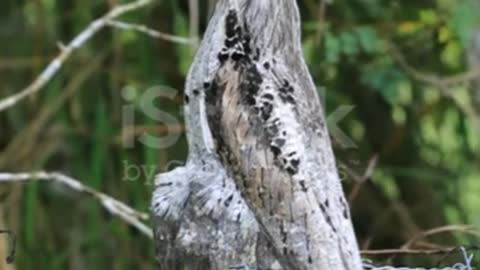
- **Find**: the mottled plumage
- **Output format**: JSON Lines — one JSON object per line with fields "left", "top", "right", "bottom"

{"left": 204, "top": 2, "right": 362, "bottom": 270}
{"left": 151, "top": 162, "right": 259, "bottom": 270}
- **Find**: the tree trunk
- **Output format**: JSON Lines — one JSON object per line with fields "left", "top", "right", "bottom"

{"left": 150, "top": 1, "right": 362, "bottom": 270}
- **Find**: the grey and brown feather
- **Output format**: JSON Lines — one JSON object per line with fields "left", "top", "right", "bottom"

{"left": 204, "top": 1, "right": 362, "bottom": 269}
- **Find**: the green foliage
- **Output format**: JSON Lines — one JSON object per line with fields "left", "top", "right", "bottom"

{"left": 449, "top": 0, "right": 479, "bottom": 48}
{"left": 360, "top": 56, "right": 408, "bottom": 104}
{"left": 355, "top": 26, "right": 380, "bottom": 54}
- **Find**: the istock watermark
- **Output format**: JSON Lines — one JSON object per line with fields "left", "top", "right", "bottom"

{"left": 121, "top": 158, "right": 363, "bottom": 184}
{"left": 119, "top": 84, "right": 363, "bottom": 183}
{"left": 122, "top": 159, "right": 185, "bottom": 185}
{"left": 121, "top": 85, "right": 183, "bottom": 150}
{"left": 120, "top": 84, "right": 358, "bottom": 150}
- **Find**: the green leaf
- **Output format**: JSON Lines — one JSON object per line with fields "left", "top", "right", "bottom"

{"left": 339, "top": 31, "right": 359, "bottom": 56}
{"left": 354, "top": 26, "right": 379, "bottom": 53}
{"left": 324, "top": 32, "right": 341, "bottom": 64}
{"left": 419, "top": 9, "right": 439, "bottom": 26}
{"left": 441, "top": 40, "right": 462, "bottom": 68}
{"left": 449, "top": 0, "right": 479, "bottom": 47}
{"left": 361, "top": 57, "right": 406, "bottom": 104}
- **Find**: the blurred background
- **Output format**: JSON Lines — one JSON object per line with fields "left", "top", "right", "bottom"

{"left": 0, "top": 0, "right": 479, "bottom": 269}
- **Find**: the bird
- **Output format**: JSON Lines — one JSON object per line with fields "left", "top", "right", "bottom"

{"left": 204, "top": 1, "right": 363, "bottom": 270}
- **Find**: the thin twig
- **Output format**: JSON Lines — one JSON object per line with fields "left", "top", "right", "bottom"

{"left": 363, "top": 247, "right": 474, "bottom": 270}
{"left": 315, "top": 0, "right": 328, "bottom": 45}
{"left": 347, "top": 154, "right": 379, "bottom": 203}
{"left": 362, "top": 247, "right": 458, "bottom": 256}
{"left": 0, "top": 172, "right": 153, "bottom": 239}
{"left": 388, "top": 41, "right": 480, "bottom": 130}
{"left": 106, "top": 20, "right": 194, "bottom": 44}
{"left": 0, "top": 0, "right": 155, "bottom": 112}
{"left": 403, "top": 225, "right": 480, "bottom": 250}
{"left": 388, "top": 42, "right": 480, "bottom": 93}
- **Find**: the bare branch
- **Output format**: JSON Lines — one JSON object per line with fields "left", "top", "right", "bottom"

{"left": 362, "top": 248, "right": 459, "bottom": 256}
{"left": 0, "top": 172, "right": 153, "bottom": 239}
{"left": 388, "top": 42, "right": 480, "bottom": 130}
{"left": 314, "top": 0, "right": 328, "bottom": 45}
{"left": 347, "top": 154, "right": 380, "bottom": 203}
{"left": 106, "top": 20, "right": 194, "bottom": 44}
{"left": 363, "top": 247, "right": 474, "bottom": 270}
{"left": 403, "top": 225, "right": 480, "bottom": 250}
{"left": 388, "top": 42, "right": 480, "bottom": 93}
{"left": 0, "top": 0, "right": 155, "bottom": 112}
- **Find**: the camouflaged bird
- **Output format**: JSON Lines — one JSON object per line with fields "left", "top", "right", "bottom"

{"left": 202, "top": 1, "right": 363, "bottom": 269}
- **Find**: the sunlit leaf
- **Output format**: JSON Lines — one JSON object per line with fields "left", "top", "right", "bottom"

{"left": 441, "top": 40, "right": 462, "bottom": 68}
{"left": 419, "top": 9, "right": 439, "bottom": 26}
{"left": 398, "top": 21, "right": 421, "bottom": 34}
{"left": 438, "top": 26, "right": 453, "bottom": 43}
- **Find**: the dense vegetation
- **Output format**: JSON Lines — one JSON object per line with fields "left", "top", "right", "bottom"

{"left": 0, "top": 0, "right": 479, "bottom": 269}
